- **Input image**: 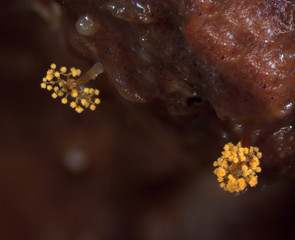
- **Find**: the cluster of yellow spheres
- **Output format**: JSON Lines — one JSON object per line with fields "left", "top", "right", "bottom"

{"left": 213, "top": 142, "right": 262, "bottom": 193}
{"left": 41, "top": 63, "right": 101, "bottom": 113}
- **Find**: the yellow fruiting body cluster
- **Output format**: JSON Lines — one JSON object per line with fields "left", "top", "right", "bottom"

{"left": 41, "top": 63, "right": 101, "bottom": 113}
{"left": 213, "top": 142, "right": 262, "bottom": 193}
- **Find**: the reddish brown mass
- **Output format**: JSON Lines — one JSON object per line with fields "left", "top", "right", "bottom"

{"left": 185, "top": 0, "right": 295, "bottom": 123}
{"left": 57, "top": 0, "right": 295, "bottom": 124}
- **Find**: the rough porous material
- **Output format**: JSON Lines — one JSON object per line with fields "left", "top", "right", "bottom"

{"left": 186, "top": 0, "right": 295, "bottom": 122}
{"left": 52, "top": 0, "right": 295, "bottom": 165}
{"left": 58, "top": 0, "right": 295, "bottom": 124}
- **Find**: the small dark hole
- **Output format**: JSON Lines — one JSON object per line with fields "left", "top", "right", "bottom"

{"left": 221, "top": 55, "right": 225, "bottom": 60}
{"left": 187, "top": 97, "right": 203, "bottom": 107}
{"left": 263, "top": 84, "right": 267, "bottom": 89}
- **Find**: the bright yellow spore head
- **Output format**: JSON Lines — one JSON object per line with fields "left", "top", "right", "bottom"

{"left": 213, "top": 142, "right": 262, "bottom": 193}
{"left": 41, "top": 63, "right": 101, "bottom": 113}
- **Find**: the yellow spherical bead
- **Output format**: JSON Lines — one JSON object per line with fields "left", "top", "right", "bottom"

{"left": 90, "top": 104, "right": 96, "bottom": 111}
{"left": 50, "top": 63, "right": 57, "bottom": 69}
{"left": 71, "top": 89, "right": 78, "bottom": 98}
{"left": 60, "top": 66, "right": 67, "bottom": 73}
{"left": 94, "top": 98, "right": 100, "bottom": 104}
{"left": 46, "top": 74, "right": 53, "bottom": 81}
{"left": 61, "top": 98, "right": 68, "bottom": 104}
{"left": 54, "top": 72, "right": 60, "bottom": 78}
{"left": 84, "top": 88, "right": 90, "bottom": 94}
{"left": 81, "top": 99, "right": 86, "bottom": 105}
{"left": 47, "top": 70, "right": 53, "bottom": 75}
{"left": 70, "top": 102, "right": 77, "bottom": 108}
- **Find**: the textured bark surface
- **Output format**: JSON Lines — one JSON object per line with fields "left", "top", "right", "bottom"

{"left": 186, "top": 0, "right": 295, "bottom": 122}
{"left": 58, "top": 0, "right": 295, "bottom": 124}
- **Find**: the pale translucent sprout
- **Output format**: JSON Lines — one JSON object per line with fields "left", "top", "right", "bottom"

{"left": 76, "top": 15, "right": 99, "bottom": 36}
{"left": 41, "top": 62, "right": 103, "bottom": 113}
{"left": 213, "top": 142, "right": 262, "bottom": 193}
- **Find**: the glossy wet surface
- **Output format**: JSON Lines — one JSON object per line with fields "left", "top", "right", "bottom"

{"left": 1, "top": 1, "right": 295, "bottom": 239}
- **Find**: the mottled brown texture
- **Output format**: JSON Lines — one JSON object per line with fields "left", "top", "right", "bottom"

{"left": 58, "top": 0, "right": 295, "bottom": 124}
{"left": 186, "top": 0, "right": 295, "bottom": 122}
{"left": 3, "top": 1, "right": 295, "bottom": 239}
{"left": 57, "top": 0, "right": 207, "bottom": 117}
{"left": 51, "top": 0, "right": 295, "bottom": 161}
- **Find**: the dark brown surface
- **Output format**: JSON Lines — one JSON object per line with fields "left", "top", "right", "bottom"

{"left": 57, "top": 0, "right": 295, "bottom": 124}
{"left": 54, "top": 0, "right": 295, "bottom": 165}
{"left": 1, "top": 1, "right": 295, "bottom": 240}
